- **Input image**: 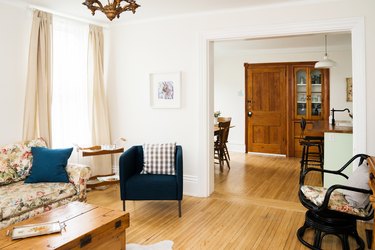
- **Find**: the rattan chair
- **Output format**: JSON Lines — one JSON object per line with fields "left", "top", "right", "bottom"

{"left": 297, "top": 154, "right": 373, "bottom": 250}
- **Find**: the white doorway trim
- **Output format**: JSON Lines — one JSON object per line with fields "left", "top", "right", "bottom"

{"left": 198, "top": 17, "right": 366, "bottom": 197}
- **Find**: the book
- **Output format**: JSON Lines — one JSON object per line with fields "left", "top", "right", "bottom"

{"left": 11, "top": 221, "right": 65, "bottom": 239}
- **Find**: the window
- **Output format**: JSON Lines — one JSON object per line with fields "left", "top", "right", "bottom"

{"left": 51, "top": 17, "right": 90, "bottom": 148}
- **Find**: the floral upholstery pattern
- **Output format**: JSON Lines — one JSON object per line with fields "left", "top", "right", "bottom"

{"left": 0, "top": 197, "right": 77, "bottom": 230}
{"left": 0, "top": 181, "right": 76, "bottom": 221}
{"left": 66, "top": 163, "right": 92, "bottom": 201}
{"left": 0, "top": 138, "right": 47, "bottom": 185}
{"left": 0, "top": 163, "right": 91, "bottom": 230}
{"left": 0, "top": 139, "right": 91, "bottom": 230}
{"left": 301, "top": 185, "right": 369, "bottom": 217}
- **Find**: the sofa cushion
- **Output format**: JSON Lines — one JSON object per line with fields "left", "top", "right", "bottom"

{"left": 25, "top": 147, "right": 73, "bottom": 183}
{"left": 0, "top": 138, "right": 47, "bottom": 185}
{"left": 0, "top": 181, "right": 76, "bottom": 221}
{"left": 301, "top": 185, "right": 369, "bottom": 217}
{"left": 342, "top": 160, "right": 370, "bottom": 208}
{"left": 142, "top": 143, "right": 176, "bottom": 175}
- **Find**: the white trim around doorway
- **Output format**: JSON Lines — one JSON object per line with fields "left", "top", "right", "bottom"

{"left": 198, "top": 17, "right": 366, "bottom": 197}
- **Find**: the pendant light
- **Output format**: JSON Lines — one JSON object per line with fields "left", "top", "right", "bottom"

{"left": 315, "top": 35, "right": 337, "bottom": 68}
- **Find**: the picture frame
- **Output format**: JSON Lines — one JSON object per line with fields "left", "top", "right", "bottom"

{"left": 346, "top": 77, "right": 352, "bottom": 102}
{"left": 150, "top": 72, "right": 181, "bottom": 108}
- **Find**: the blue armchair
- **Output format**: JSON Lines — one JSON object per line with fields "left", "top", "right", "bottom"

{"left": 119, "top": 145, "right": 183, "bottom": 217}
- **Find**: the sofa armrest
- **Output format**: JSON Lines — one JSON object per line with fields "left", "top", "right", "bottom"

{"left": 66, "top": 163, "right": 91, "bottom": 202}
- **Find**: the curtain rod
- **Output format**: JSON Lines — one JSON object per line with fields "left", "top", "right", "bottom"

{"left": 28, "top": 4, "right": 109, "bottom": 29}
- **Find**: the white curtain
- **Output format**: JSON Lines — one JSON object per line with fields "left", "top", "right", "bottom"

{"left": 88, "top": 25, "right": 112, "bottom": 175}
{"left": 46, "top": 17, "right": 112, "bottom": 176}
{"left": 51, "top": 16, "right": 91, "bottom": 168}
{"left": 23, "top": 10, "right": 52, "bottom": 146}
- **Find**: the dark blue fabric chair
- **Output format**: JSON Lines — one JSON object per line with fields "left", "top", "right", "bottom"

{"left": 119, "top": 145, "right": 183, "bottom": 217}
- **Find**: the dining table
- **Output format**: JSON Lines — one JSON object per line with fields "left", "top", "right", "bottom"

{"left": 214, "top": 124, "right": 235, "bottom": 135}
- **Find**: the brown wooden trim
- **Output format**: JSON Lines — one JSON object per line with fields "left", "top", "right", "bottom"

{"left": 286, "top": 65, "right": 293, "bottom": 157}
{"left": 244, "top": 63, "right": 249, "bottom": 153}
{"left": 323, "top": 68, "right": 330, "bottom": 120}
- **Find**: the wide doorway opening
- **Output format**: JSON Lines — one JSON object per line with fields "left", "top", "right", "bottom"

{"left": 200, "top": 18, "right": 366, "bottom": 197}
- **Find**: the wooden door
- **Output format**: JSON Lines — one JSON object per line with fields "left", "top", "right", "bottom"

{"left": 245, "top": 64, "right": 287, "bottom": 154}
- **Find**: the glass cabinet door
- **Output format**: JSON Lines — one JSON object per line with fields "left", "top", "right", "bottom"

{"left": 296, "top": 69, "right": 307, "bottom": 116}
{"left": 310, "top": 69, "right": 322, "bottom": 118}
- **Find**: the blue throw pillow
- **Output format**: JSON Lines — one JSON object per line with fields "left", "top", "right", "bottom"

{"left": 25, "top": 147, "right": 73, "bottom": 183}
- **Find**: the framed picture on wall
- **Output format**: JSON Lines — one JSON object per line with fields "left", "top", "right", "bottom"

{"left": 346, "top": 77, "right": 352, "bottom": 102}
{"left": 150, "top": 72, "right": 181, "bottom": 108}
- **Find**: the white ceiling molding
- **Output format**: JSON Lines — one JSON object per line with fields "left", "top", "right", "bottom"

{"left": 29, "top": 4, "right": 109, "bottom": 28}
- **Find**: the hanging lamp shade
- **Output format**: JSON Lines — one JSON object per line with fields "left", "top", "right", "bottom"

{"left": 315, "top": 35, "right": 337, "bottom": 69}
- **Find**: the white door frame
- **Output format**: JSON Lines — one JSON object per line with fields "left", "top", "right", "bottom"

{"left": 198, "top": 17, "right": 366, "bottom": 197}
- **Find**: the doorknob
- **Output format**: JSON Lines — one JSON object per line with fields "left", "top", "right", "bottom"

{"left": 248, "top": 111, "right": 252, "bottom": 117}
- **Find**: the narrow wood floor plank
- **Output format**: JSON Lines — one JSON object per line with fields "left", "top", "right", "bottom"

{"left": 87, "top": 153, "right": 367, "bottom": 249}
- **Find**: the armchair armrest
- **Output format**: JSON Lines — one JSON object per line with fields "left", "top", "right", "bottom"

{"left": 299, "top": 167, "right": 349, "bottom": 185}
{"left": 176, "top": 146, "right": 183, "bottom": 200}
{"left": 119, "top": 146, "right": 143, "bottom": 181}
{"left": 299, "top": 154, "right": 369, "bottom": 185}
{"left": 66, "top": 163, "right": 91, "bottom": 202}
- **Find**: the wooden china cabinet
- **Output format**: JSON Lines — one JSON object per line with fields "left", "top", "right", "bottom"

{"left": 291, "top": 63, "right": 329, "bottom": 157}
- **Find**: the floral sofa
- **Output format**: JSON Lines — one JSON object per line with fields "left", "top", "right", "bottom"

{"left": 0, "top": 138, "right": 91, "bottom": 229}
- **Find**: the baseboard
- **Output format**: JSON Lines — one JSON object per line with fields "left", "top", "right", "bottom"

{"left": 227, "top": 143, "right": 245, "bottom": 153}
{"left": 183, "top": 175, "right": 199, "bottom": 196}
{"left": 248, "top": 152, "right": 286, "bottom": 157}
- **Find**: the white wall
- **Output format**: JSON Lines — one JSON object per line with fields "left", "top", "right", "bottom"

{"left": 108, "top": 20, "right": 202, "bottom": 195}
{"left": 0, "top": 2, "right": 31, "bottom": 145}
{"left": 108, "top": 0, "right": 375, "bottom": 196}
{"left": 329, "top": 50, "right": 353, "bottom": 121}
{"left": 213, "top": 39, "right": 352, "bottom": 152}
{"left": 0, "top": 0, "right": 374, "bottom": 197}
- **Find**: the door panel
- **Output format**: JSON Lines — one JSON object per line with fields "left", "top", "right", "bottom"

{"left": 246, "top": 65, "right": 287, "bottom": 154}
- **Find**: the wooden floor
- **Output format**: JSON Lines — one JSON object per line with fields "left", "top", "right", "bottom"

{"left": 87, "top": 153, "right": 369, "bottom": 249}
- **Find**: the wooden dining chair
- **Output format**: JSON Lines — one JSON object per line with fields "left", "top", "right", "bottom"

{"left": 217, "top": 117, "right": 231, "bottom": 123}
{"left": 214, "top": 120, "right": 231, "bottom": 171}
{"left": 217, "top": 117, "right": 232, "bottom": 161}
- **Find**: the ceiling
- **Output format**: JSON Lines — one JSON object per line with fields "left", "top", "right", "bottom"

{"left": 214, "top": 33, "right": 352, "bottom": 55}
{"left": 10, "top": 0, "right": 315, "bottom": 25}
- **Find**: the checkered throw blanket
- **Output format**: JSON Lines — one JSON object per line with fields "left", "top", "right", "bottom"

{"left": 142, "top": 143, "right": 176, "bottom": 175}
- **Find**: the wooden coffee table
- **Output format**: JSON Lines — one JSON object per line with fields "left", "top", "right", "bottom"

{"left": 0, "top": 202, "right": 129, "bottom": 249}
